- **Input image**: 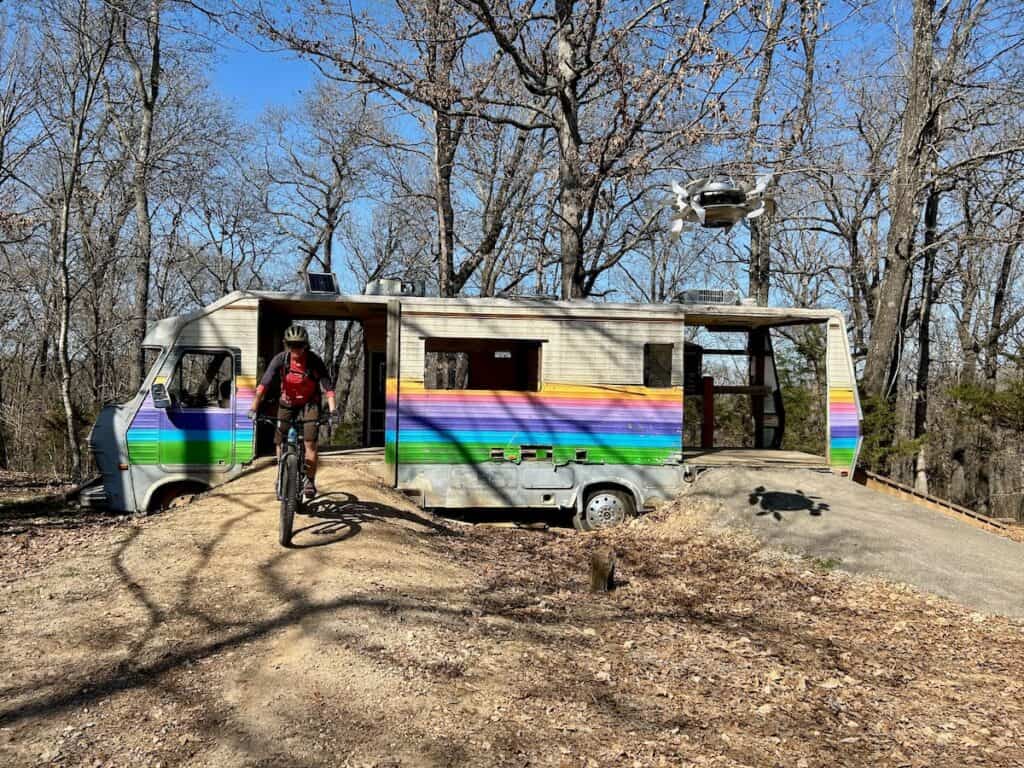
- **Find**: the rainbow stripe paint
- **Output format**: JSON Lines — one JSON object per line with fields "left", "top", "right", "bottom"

{"left": 388, "top": 380, "right": 683, "bottom": 465}
{"left": 126, "top": 375, "right": 256, "bottom": 466}
{"left": 828, "top": 387, "right": 860, "bottom": 472}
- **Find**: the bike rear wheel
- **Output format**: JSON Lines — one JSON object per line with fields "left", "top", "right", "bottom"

{"left": 279, "top": 452, "right": 299, "bottom": 547}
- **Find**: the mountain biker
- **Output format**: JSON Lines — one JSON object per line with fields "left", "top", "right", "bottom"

{"left": 248, "top": 325, "right": 337, "bottom": 499}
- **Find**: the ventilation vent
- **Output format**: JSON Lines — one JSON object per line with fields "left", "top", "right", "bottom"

{"left": 677, "top": 289, "right": 741, "bottom": 305}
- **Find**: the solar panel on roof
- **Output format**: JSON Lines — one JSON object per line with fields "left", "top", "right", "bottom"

{"left": 305, "top": 272, "right": 339, "bottom": 294}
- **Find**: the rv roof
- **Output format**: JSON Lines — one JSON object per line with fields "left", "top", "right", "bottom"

{"left": 246, "top": 290, "right": 839, "bottom": 326}
{"left": 142, "top": 290, "right": 841, "bottom": 348}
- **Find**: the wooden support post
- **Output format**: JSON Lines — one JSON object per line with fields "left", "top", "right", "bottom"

{"left": 386, "top": 299, "right": 401, "bottom": 487}
{"left": 751, "top": 330, "right": 766, "bottom": 450}
{"left": 701, "top": 376, "right": 714, "bottom": 449}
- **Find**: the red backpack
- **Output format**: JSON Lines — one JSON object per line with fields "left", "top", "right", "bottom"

{"left": 281, "top": 352, "right": 320, "bottom": 405}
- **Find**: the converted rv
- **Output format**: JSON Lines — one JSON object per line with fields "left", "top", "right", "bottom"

{"left": 85, "top": 290, "right": 862, "bottom": 529}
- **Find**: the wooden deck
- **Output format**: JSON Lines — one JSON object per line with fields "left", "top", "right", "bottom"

{"left": 682, "top": 448, "right": 829, "bottom": 469}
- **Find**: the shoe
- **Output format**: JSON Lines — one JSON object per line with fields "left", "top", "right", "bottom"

{"left": 303, "top": 479, "right": 317, "bottom": 499}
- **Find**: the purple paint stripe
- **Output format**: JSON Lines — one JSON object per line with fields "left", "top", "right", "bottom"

{"left": 830, "top": 426, "right": 859, "bottom": 438}
{"left": 399, "top": 403, "right": 682, "bottom": 422}
{"left": 829, "top": 416, "right": 859, "bottom": 426}
{"left": 398, "top": 414, "right": 682, "bottom": 435}
{"left": 131, "top": 411, "right": 162, "bottom": 429}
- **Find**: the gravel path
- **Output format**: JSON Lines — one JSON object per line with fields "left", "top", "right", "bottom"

{"left": 686, "top": 467, "right": 1024, "bottom": 617}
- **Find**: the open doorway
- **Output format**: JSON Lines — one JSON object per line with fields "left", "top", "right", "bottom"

{"left": 254, "top": 297, "right": 390, "bottom": 458}
{"left": 683, "top": 320, "right": 828, "bottom": 468}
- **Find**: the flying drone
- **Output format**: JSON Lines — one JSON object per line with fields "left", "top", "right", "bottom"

{"left": 670, "top": 173, "right": 775, "bottom": 231}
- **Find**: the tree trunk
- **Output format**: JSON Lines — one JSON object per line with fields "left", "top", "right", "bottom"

{"left": 913, "top": 187, "right": 940, "bottom": 493}
{"left": 743, "top": 0, "right": 786, "bottom": 306}
{"left": 749, "top": 218, "right": 771, "bottom": 306}
{"left": 322, "top": 207, "right": 337, "bottom": 374}
{"left": 555, "top": 0, "right": 584, "bottom": 299}
{"left": 984, "top": 213, "right": 1023, "bottom": 383}
{"left": 0, "top": 365, "right": 7, "bottom": 469}
{"left": 974, "top": 213, "right": 1023, "bottom": 513}
{"left": 863, "top": 0, "right": 937, "bottom": 401}
{"left": 433, "top": 114, "right": 457, "bottom": 297}
{"left": 126, "top": 0, "right": 161, "bottom": 391}
{"left": 57, "top": 188, "right": 81, "bottom": 480}
{"left": 425, "top": 0, "right": 460, "bottom": 298}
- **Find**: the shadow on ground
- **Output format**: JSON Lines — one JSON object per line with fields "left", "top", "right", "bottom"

{"left": 748, "top": 485, "right": 830, "bottom": 521}
{"left": 292, "top": 491, "right": 456, "bottom": 547}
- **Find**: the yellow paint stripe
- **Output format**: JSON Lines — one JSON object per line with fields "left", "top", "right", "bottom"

{"left": 828, "top": 388, "right": 856, "bottom": 403}
{"left": 399, "top": 380, "right": 682, "bottom": 400}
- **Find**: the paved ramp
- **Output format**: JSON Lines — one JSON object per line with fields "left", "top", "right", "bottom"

{"left": 686, "top": 467, "right": 1024, "bottom": 618}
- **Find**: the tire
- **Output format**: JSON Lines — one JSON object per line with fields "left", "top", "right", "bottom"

{"left": 279, "top": 452, "right": 299, "bottom": 547}
{"left": 574, "top": 488, "right": 635, "bottom": 532}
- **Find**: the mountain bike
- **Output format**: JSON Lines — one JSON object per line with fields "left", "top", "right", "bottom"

{"left": 256, "top": 411, "right": 332, "bottom": 546}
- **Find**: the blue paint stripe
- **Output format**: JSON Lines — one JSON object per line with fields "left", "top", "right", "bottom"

{"left": 830, "top": 437, "right": 858, "bottom": 450}
{"left": 126, "top": 429, "right": 240, "bottom": 443}
{"left": 398, "top": 415, "right": 681, "bottom": 435}
{"left": 396, "top": 428, "right": 680, "bottom": 448}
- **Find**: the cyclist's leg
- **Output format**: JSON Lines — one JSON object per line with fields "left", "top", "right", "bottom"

{"left": 274, "top": 403, "right": 294, "bottom": 459}
{"left": 302, "top": 402, "right": 320, "bottom": 495}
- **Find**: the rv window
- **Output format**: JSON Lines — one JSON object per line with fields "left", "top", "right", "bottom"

{"left": 169, "top": 351, "right": 233, "bottom": 409}
{"left": 424, "top": 338, "right": 541, "bottom": 391}
{"left": 644, "top": 344, "right": 674, "bottom": 388}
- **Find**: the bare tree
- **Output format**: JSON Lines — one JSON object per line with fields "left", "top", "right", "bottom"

{"left": 742, "top": 0, "right": 819, "bottom": 305}
{"left": 118, "top": 0, "right": 162, "bottom": 391}
{"left": 863, "top": 0, "right": 994, "bottom": 402}
{"left": 460, "top": 0, "right": 744, "bottom": 298}
{"left": 35, "top": 0, "right": 118, "bottom": 479}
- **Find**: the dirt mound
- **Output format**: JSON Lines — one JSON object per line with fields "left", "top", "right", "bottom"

{"left": 3, "top": 459, "right": 1024, "bottom": 767}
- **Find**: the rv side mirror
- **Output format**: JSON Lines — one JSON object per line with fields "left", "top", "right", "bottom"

{"left": 151, "top": 382, "right": 172, "bottom": 409}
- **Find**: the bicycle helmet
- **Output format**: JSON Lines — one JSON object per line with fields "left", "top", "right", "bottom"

{"left": 284, "top": 325, "right": 309, "bottom": 346}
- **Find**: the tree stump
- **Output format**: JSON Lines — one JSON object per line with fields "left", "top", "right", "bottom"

{"left": 590, "top": 547, "right": 616, "bottom": 593}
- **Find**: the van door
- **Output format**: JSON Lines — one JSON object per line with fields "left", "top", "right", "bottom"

{"left": 159, "top": 348, "right": 237, "bottom": 469}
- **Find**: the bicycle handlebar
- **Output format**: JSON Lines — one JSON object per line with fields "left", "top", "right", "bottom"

{"left": 253, "top": 413, "right": 334, "bottom": 426}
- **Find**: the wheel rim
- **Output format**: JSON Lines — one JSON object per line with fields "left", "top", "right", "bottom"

{"left": 585, "top": 492, "right": 627, "bottom": 528}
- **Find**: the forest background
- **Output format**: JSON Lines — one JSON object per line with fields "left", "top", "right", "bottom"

{"left": 1, "top": 0, "right": 1022, "bottom": 519}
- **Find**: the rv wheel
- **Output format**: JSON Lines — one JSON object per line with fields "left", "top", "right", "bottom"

{"left": 575, "top": 488, "right": 635, "bottom": 532}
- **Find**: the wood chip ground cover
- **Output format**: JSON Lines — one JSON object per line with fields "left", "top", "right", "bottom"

{"left": 1, "top": 460, "right": 1022, "bottom": 767}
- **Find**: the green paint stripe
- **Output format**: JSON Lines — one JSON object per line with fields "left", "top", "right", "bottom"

{"left": 127, "top": 440, "right": 234, "bottom": 466}
{"left": 393, "top": 441, "right": 677, "bottom": 466}
{"left": 127, "top": 445, "right": 158, "bottom": 464}
{"left": 830, "top": 450, "right": 856, "bottom": 467}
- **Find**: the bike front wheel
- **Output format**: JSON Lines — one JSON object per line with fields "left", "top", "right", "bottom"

{"left": 279, "top": 452, "right": 299, "bottom": 547}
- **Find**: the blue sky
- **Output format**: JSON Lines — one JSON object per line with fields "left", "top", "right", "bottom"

{"left": 212, "top": 42, "right": 317, "bottom": 120}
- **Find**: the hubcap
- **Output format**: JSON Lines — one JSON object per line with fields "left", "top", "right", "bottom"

{"left": 585, "top": 492, "right": 627, "bottom": 528}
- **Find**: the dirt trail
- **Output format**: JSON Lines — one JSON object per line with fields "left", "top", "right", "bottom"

{"left": 3, "top": 459, "right": 1024, "bottom": 768}
{"left": 2, "top": 459, "right": 476, "bottom": 767}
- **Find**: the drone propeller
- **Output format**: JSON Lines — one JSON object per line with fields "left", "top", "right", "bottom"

{"left": 749, "top": 172, "right": 773, "bottom": 198}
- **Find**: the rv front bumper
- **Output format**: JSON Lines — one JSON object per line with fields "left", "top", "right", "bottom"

{"left": 78, "top": 476, "right": 108, "bottom": 511}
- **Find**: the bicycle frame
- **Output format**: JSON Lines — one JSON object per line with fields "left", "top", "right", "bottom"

{"left": 276, "top": 422, "right": 306, "bottom": 500}
{"left": 257, "top": 413, "right": 327, "bottom": 502}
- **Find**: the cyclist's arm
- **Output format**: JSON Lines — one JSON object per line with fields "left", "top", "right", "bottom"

{"left": 250, "top": 354, "right": 285, "bottom": 417}
{"left": 311, "top": 353, "right": 337, "bottom": 413}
